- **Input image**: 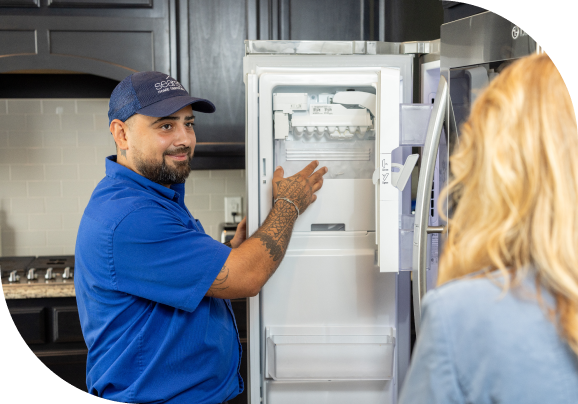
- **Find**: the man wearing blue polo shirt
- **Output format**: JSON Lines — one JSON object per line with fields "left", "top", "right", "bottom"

{"left": 74, "top": 71, "right": 327, "bottom": 404}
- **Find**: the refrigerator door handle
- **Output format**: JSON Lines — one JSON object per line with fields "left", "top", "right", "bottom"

{"left": 411, "top": 75, "right": 454, "bottom": 335}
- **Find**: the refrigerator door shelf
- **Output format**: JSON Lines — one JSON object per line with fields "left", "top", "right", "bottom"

{"left": 400, "top": 104, "right": 434, "bottom": 146}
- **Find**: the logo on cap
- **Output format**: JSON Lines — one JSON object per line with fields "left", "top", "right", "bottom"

{"left": 154, "top": 76, "right": 185, "bottom": 94}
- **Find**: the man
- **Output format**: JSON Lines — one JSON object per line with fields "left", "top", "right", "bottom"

{"left": 74, "top": 71, "right": 326, "bottom": 403}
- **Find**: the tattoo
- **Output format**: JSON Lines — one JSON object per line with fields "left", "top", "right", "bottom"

{"left": 275, "top": 174, "right": 312, "bottom": 213}
{"left": 208, "top": 264, "right": 230, "bottom": 297}
{"left": 120, "top": 149, "right": 127, "bottom": 158}
{"left": 224, "top": 240, "right": 232, "bottom": 248}
{"left": 251, "top": 166, "right": 319, "bottom": 274}
{"left": 253, "top": 201, "right": 298, "bottom": 263}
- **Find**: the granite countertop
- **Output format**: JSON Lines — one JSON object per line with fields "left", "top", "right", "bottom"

{"left": 1, "top": 256, "right": 77, "bottom": 300}
{"left": 2, "top": 281, "right": 76, "bottom": 300}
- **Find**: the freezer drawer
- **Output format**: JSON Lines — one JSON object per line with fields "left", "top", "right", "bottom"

{"left": 266, "top": 327, "right": 395, "bottom": 381}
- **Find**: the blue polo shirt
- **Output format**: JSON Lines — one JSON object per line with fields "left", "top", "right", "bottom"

{"left": 75, "top": 156, "right": 243, "bottom": 404}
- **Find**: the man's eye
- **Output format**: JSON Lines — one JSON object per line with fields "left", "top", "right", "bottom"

{"left": 186, "top": 122, "right": 195, "bottom": 128}
{"left": 160, "top": 124, "right": 172, "bottom": 130}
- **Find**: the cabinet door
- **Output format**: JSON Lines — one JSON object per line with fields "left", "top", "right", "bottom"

{"left": 182, "top": 0, "right": 247, "bottom": 169}
{"left": 0, "top": 1, "right": 173, "bottom": 81}
{"left": 9, "top": 307, "right": 46, "bottom": 345}
{"left": 51, "top": 306, "right": 84, "bottom": 343}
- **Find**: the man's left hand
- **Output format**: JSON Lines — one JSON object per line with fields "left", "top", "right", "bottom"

{"left": 230, "top": 217, "right": 247, "bottom": 248}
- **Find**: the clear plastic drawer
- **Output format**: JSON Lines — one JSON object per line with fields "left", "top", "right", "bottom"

{"left": 265, "top": 327, "right": 395, "bottom": 381}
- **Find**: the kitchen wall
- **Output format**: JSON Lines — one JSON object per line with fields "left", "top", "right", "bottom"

{"left": 0, "top": 98, "right": 247, "bottom": 256}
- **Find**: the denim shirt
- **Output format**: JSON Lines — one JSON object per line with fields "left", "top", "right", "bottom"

{"left": 399, "top": 272, "right": 578, "bottom": 403}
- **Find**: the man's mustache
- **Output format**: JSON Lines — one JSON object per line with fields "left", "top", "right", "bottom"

{"left": 164, "top": 147, "right": 193, "bottom": 157}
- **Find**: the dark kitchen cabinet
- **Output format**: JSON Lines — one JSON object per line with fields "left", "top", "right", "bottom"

{"left": 0, "top": 0, "right": 174, "bottom": 82}
{"left": 6, "top": 297, "right": 88, "bottom": 392}
{"left": 0, "top": 0, "right": 443, "bottom": 169}
{"left": 7, "top": 296, "right": 249, "bottom": 401}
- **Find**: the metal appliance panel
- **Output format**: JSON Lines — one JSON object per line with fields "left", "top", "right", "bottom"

{"left": 441, "top": 11, "right": 537, "bottom": 69}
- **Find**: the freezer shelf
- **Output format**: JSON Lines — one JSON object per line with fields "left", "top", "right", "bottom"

{"left": 266, "top": 334, "right": 395, "bottom": 381}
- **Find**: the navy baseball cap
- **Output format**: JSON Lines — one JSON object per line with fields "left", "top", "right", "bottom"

{"left": 108, "top": 71, "right": 216, "bottom": 125}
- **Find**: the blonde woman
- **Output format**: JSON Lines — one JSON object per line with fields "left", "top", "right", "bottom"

{"left": 399, "top": 53, "right": 578, "bottom": 403}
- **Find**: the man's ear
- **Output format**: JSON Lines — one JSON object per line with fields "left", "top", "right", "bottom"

{"left": 110, "top": 119, "right": 129, "bottom": 157}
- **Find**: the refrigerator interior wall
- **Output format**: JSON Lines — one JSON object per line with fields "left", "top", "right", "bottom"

{"left": 260, "top": 74, "right": 398, "bottom": 404}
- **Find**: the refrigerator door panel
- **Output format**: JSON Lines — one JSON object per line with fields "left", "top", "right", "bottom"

{"left": 245, "top": 72, "right": 262, "bottom": 404}
{"left": 376, "top": 68, "right": 402, "bottom": 273}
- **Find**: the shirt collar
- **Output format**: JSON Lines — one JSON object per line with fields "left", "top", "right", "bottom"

{"left": 105, "top": 156, "right": 185, "bottom": 202}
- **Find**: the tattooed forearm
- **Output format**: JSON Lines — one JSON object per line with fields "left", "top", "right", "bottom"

{"left": 208, "top": 264, "right": 230, "bottom": 296}
{"left": 224, "top": 240, "right": 232, "bottom": 248}
{"left": 253, "top": 200, "right": 298, "bottom": 263}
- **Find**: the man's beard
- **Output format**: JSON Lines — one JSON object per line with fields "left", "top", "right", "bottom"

{"left": 133, "top": 146, "right": 193, "bottom": 185}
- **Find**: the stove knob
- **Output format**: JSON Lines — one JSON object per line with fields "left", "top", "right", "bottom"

{"left": 8, "top": 271, "right": 20, "bottom": 283}
{"left": 27, "top": 268, "right": 38, "bottom": 280}
{"left": 45, "top": 267, "right": 54, "bottom": 280}
{"left": 62, "top": 267, "right": 73, "bottom": 279}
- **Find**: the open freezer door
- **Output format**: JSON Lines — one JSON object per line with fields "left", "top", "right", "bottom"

{"left": 376, "top": 68, "right": 402, "bottom": 273}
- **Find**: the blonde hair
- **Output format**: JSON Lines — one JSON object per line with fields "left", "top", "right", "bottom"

{"left": 438, "top": 54, "right": 578, "bottom": 355}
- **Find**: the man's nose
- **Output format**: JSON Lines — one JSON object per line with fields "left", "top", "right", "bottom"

{"left": 174, "top": 123, "right": 193, "bottom": 147}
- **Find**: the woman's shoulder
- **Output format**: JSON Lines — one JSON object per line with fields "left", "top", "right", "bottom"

{"left": 419, "top": 271, "right": 578, "bottom": 402}
{"left": 423, "top": 273, "right": 505, "bottom": 312}
{"left": 421, "top": 271, "right": 556, "bottom": 332}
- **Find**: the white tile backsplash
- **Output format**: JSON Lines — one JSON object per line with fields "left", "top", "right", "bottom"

{"left": 11, "top": 165, "right": 45, "bottom": 181}
{"left": 0, "top": 98, "right": 247, "bottom": 255}
{"left": 0, "top": 131, "right": 8, "bottom": 148}
{"left": 42, "top": 100, "right": 76, "bottom": 115}
{"left": 8, "top": 100, "right": 42, "bottom": 115}
{"left": 0, "top": 166, "right": 9, "bottom": 181}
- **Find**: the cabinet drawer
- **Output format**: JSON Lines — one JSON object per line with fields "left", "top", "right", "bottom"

{"left": 51, "top": 306, "right": 84, "bottom": 343}
{"left": 9, "top": 307, "right": 46, "bottom": 345}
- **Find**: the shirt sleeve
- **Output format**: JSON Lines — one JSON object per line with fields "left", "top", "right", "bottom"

{"left": 398, "top": 291, "right": 464, "bottom": 404}
{"left": 111, "top": 203, "right": 231, "bottom": 312}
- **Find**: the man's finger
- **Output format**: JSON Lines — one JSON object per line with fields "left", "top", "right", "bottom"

{"left": 311, "top": 179, "right": 324, "bottom": 193}
{"left": 309, "top": 167, "right": 328, "bottom": 183}
{"left": 272, "top": 166, "right": 284, "bottom": 181}
{"left": 299, "top": 160, "right": 319, "bottom": 178}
